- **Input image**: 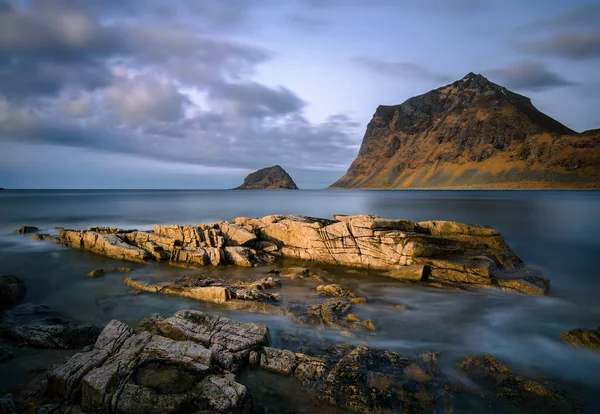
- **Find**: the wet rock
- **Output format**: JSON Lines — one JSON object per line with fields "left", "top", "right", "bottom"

{"left": 461, "top": 354, "right": 578, "bottom": 413}
{"left": 45, "top": 317, "right": 252, "bottom": 413}
{"left": 17, "top": 225, "right": 39, "bottom": 234}
{"left": 316, "top": 284, "right": 356, "bottom": 298}
{"left": 395, "top": 304, "right": 409, "bottom": 311}
{"left": 0, "top": 304, "right": 102, "bottom": 349}
{"left": 87, "top": 269, "right": 104, "bottom": 278}
{"left": 124, "top": 274, "right": 283, "bottom": 307}
{"left": 109, "top": 267, "right": 132, "bottom": 273}
{"left": 59, "top": 230, "right": 151, "bottom": 263}
{"left": 42, "top": 214, "right": 548, "bottom": 295}
{"left": 318, "top": 346, "right": 448, "bottom": 413}
{"left": 0, "top": 274, "right": 26, "bottom": 307}
{"left": 259, "top": 347, "right": 328, "bottom": 386}
{"left": 0, "top": 390, "right": 18, "bottom": 414}
{"left": 151, "top": 309, "right": 271, "bottom": 373}
{"left": 560, "top": 327, "right": 600, "bottom": 349}
{"left": 32, "top": 233, "right": 60, "bottom": 243}
{"left": 0, "top": 344, "right": 12, "bottom": 363}
{"left": 285, "top": 299, "right": 375, "bottom": 332}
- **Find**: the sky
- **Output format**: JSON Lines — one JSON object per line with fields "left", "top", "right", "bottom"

{"left": 0, "top": 0, "right": 598, "bottom": 189}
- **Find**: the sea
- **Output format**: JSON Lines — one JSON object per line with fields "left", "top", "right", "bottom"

{"left": 1, "top": 189, "right": 599, "bottom": 411}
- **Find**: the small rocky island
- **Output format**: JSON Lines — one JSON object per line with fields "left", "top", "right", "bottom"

{"left": 32, "top": 214, "right": 548, "bottom": 295}
{"left": 235, "top": 165, "right": 298, "bottom": 189}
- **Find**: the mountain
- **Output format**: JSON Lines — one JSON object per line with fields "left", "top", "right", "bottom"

{"left": 331, "top": 73, "right": 600, "bottom": 189}
{"left": 235, "top": 165, "right": 299, "bottom": 190}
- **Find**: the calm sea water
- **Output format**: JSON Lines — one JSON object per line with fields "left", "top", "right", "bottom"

{"left": 1, "top": 190, "right": 599, "bottom": 408}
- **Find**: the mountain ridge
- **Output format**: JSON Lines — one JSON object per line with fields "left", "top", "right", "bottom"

{"left": 331, "top": 73, "right": 599, "bottom": 189}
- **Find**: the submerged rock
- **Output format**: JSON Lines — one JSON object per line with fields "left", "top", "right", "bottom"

{"left": 0, "top": 304, "right": 102, "bottom": 349}
{"left": 285, "top": 298, "right": 375, "bottom": 332}
{"left": 35, "top": 214, "right": 549, "bottom": 295}
{"left": 0, "top": 274, "right": 26, "bottom": 307}
{"left": 87, "top": 269, "right": 104, "bottom": 278}
{"left": 561, "top": 327, "right": 600, "bottom": 349}
{"left": 16, "top": 225, "right": 38, "bottom": 234}
{"left": 318, "top": 346, "right": 449, "bottom": 414}
{"left": 461, "top": 354, "right": 578, "bottom": 413}
{"left": 124, "top": 274, "right": 281, "bottom": 306}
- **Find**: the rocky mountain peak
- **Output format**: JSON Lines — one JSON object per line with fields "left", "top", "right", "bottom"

{"left": 331, "top": 73, "right": 599, "bottom": 189}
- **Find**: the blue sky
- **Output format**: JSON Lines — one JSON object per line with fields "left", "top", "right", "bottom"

{"left": 0, "top": 0, "right": 598, "bottom": 189}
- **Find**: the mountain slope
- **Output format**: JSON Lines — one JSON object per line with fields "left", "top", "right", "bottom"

{"left": 235, "top": 165, "right": 299, "bottom": 189}
{"left": 331, "top": 73, "right": 600, "bottom": 189}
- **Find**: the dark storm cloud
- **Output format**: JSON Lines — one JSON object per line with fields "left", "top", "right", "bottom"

{"left": 516, "top": 32, "right": 600, "bottom": 60}
{"left": 353, "top": 57, "right": 452, "bottom": 83}
{"left": 486, "top": 61, "right": 576, "bottom": 92}
{"left": 514, "top": 4, "right": 600, "bottom": 61}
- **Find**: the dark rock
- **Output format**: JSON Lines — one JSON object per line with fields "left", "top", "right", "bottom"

{"left": 45, "top": 317, "right": 252, "bottom": 413}
{"left": 318, "top": 346, "right": 449, "bottom": 413}
{"left": 86, "top": 269, "right": 104, "bottom": 278}
{"left": 0, "top": 344, "right": 12, "bottom": 363}
{"left": 109, "top": 267, "right": 132, "bottom": 273}
{"left": 146, "top": 309, "right": 271, "bottom": 373}
{"left": 0, "top": 275, "right": 26, "bottom": 308}
{"left": 235, "top": 165, "right": 299, "bottom": 190}
{"left": 16, "top": 226, "right": 38, "bottom": 234}
{"left": 285, "top": 299, "right": 375, "bottom": 332}
{"left": 0, "top": 390, "right": 17, "bottom": 414}
{"left": 461, "top": 354, "right": 579, "bottom": 413}
{"left": 0, "top": 304, "right": 102, "bottom": 349}
{"left": 560, "top": 327, "right": 600, "bottom": 349}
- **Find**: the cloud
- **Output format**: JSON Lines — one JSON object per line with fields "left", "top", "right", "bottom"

{"left": 353, "top": 57, "right": 452, "bottom": 83}
{"left": 286, "top": 14, "right": 327, "bottom": 31}
{"left": 486, "top": 61, "right": 576, "bottom": 92}
{"left": 516, "top": 32, "right": 600, "bottom": 60}
{"left": 520, "top": 4, "right": 600, "bottom": 30}
{"left": 104, "top": 75, "right": 190, "bottom": 124}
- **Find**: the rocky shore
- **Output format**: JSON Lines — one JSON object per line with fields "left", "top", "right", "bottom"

{"left": 32, "top": 214, "right": 549, "bottom": 295}
{"left": 0, "top": 308, "right": 586, "bottom": 413}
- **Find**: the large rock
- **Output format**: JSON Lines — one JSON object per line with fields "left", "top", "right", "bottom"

{"left": 0, "top": 304, "right": 102, "bottom": 349}
{"left": 147, "top": 309, "right": 271, "bottom": 373}
{"left": 0, "top": 275, "right": 26, "bottom": 307}
{"left": 461, "top": 354, "right": 578, "bottom": 413}
{"left": 286, "top": 299, "right": 376, "bottom": 332}
{"left": 318, "top": 346, "right": 448, "bottom": 413}
{"left": 235, "top": 165, "right": 299, "bottom": 190}
{"left": 46, "top": 316, "right": 252, "bottom": 413}
{"left": 38, "top": 214, "right": 549, "bottom": 295}
{"left": 561, "top": 327, "right": 600, "bottom": 349}
{"left": 258, "top": 347, "right": 327, "bottom": 385}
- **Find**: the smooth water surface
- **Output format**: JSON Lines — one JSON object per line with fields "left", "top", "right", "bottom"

{"left": 1, "top": 190, "right": 599, "bottom": 408}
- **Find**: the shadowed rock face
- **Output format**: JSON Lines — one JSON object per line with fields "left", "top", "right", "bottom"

{"left": 236, "top": 165, "right": 299, "bottom": 189}
{"left": 8, "top": 311, "right": 586, "bottom": 413}
{"left": 331, "top": 73, "right": 600, "bottom": 189}
{"left": 33, "top": 214, "right": 549, "bottom": 295}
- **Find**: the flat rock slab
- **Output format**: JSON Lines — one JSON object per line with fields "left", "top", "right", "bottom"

{"left": 0, "top": 304, "right": 102, "bottom": 349}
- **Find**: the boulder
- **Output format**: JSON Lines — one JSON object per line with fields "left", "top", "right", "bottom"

{"left": 87, "top": 269, "right": 104, "bottom": 278}
{"left": 150, "top": 310, "right": 271, "bottom": 372}
{"left": 219, "top": 222, "right": 257, "bottom": 246}
{"left": 16, "top": 225, "right": 39, "bottom": 234}
{"left": 0, "top": 344, "right": 12, "bottom": 363}
{"left": 258, "top": 347, "right": 328, "bottom": 385}
{"left": 461, "top": 354, "right": 578, "bottom": 413}
{"left": 316, "top": 284, "right": 356, "bottom": 298}
{"left": 0, "top": 304, "right": 102, "bottom": 349}
{"left": 59, "top": 230, "right": 151, "bottom": 263}
{"left": 45, "top": 316, "right": 252, "bottom": 413}
{"left": 560, "top": 327, "right": 600, "bottom": 349}
{"left": 318, "top": 346, "right": 448, "bottom": 413}
{"left": 0, "top": 274, "right": 26, "bottom": 307}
